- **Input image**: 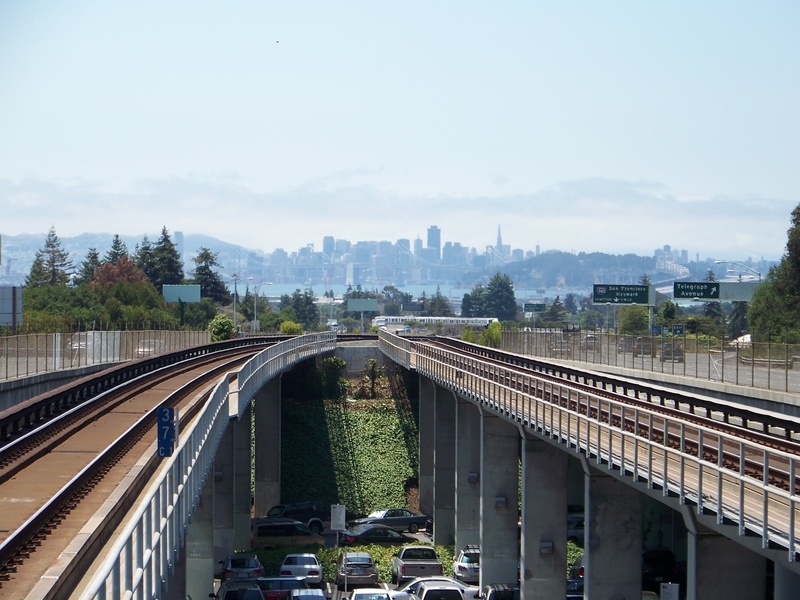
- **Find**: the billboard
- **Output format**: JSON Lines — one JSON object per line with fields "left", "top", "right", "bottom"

{"left": 347, "top": 298, "right": 379, "bottom": 312}
{"left": 162, "top": 284, "right": 201, "bottom": 303}
{"left": 0, "top": 285, "right": 22, "bottom": 326}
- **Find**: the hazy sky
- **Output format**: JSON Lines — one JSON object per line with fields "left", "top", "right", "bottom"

{"left": 1, "top": 1, "right": 797, "bottom": 260}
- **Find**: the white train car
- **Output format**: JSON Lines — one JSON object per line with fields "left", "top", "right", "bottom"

{"left": 373, "top": 315, "right": 498, "bottom": 328}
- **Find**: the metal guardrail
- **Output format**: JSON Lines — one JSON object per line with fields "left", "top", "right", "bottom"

{"left": 81, "top": 332, "right": 337, "bottom": 599}
{"left": 377, "top": 330, "right": 800, "bottom": 567}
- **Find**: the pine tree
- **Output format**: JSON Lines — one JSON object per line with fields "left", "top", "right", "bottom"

{"left": 25, "top": 227, "right": 74, "bottom": 287}
{"left": 191, "top": 247, "right": 229, "bottom": 304}
{"left": 150, "top": 227, "right": 184, "bottom": 292}
{"left": 133, "top": 235, "right": 158, "bottom": 283}
{"left": 75, "top": 247, "right": 102, "bottom": 285}
{"left": 485, "top": 273, "right": 517, "bottom": 321}
{"left": 103, "top": 234, "right": 128, "bottom": 264}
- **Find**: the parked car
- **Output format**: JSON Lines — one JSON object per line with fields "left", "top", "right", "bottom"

{"left": 350, "top": 589, "right": 393, "bottom": 600}
{"left": 135, "top": 338, "right": 165, "bottom": 357}
{"left": 567, "top": 515, "right": 584, "bottom": 544}
{"left": 339, "top": 523, "right": 417, "bottom": 546}
{"left": 641, "top": 547, "right": 682, "bottom": 593}
{"left": 390, "top": 545, "right": 444, "bottom": 584}
{"left": 251, "top": 518, "right": 325, "bottom": 549}
{"left": 412, "top": 582, "right": 466, "bottom": 600}
{"left": 349, "top": 508, "right": 429, "bottom": 533}
{"left": 660, "top": 341, "right": 684, "bottom": 363}
{"left": 212, "top": 580, "right": 264, "bottom": 600}
{"left": 481, "top": 584, "right": 518, "bottom": 600}
{"left": 569, "top": 548, "right": 682, "bottom": 593}
{"left": 290, "top": 590, "right": 325, "bottom": 600}
{"left": 218, "top": 554, "right": 264, "bottom": 582}
{"left": 335, "top": 551, "right": 379, "bottom": 589}
{"left": 279, "top": 553, "right": 323, "bottom": 587}
{"left": 265, "top": 500, "right": 330, "bottom": 534}
{"left": 565, "top": 578, "right": 584, "bottom": 600}
{"left": 392, "top": 576, "right": 480, "bottom": 600}
{"left": 252, "top": 577, "right": 308, "bottom": 600}
{"left": 633, "top": 337, "right": 657, "bottom": 357}
{"left": 451, "top": 545, "right": 480, "bottom": 584}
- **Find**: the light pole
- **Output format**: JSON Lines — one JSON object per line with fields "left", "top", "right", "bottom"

{"left": 230, "top": 274, "right": 253, "bottom": 334}
{"left": 714, "top": 260, "right": 761, "bottom": 282}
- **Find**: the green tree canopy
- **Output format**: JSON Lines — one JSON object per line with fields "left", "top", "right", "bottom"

{"left": 25, "top": 227, "right": 74, "bottom": 288}
{"left": 749, "top": 203, "right": 800, "bottom": 342}
{"left": 279, "top": 289, "right": 319, "bottom": 331}
{"left": 150, "top": 227, "right": 184, "bottom": 292}
{"left": 190, "top": 247, "right": 229, "bottom": 304}
{"left": 103, "top": 234, "right": 128, "bottom": 265}
{"left": 485, "top": 273, "right": 517, "bottom": 321}
{"left": 75, "top": 247, "right": 102, "bottom": 286}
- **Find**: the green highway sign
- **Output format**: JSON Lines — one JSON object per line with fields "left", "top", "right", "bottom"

{"left": 672, "top": 324, "right": 685, "bottom": 335}
{"left": 592, "top": 284, "right": 650, "bottom": 305}
{"left": 523, "top": 303, "right": 547, "bottom": 313}
{"left": 674, "top": 282, "right": 720, "bottom": 300}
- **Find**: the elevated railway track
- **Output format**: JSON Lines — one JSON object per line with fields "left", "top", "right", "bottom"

{"left": 382, "top": 332, "right": 800, "bottom": 566}
{"left": 0, "top": 338, "right": 279, "bottom": 599}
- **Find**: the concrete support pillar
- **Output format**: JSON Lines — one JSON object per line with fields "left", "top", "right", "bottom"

{"left": 419, "top": 376, "right": 435, "bottom": 519}
{"left": 682, "top": 508, "right": 767, "bottom": 600}
{"left": 213, "top": 422, "right": 236, "bottom": 563}
{"left": 185, "top": 458, "right": 217, "bottom": 600}
{"left": 773, "top": 563, "right": 800, "bottom": 600}
{"left": 254, "top": 376, "right": 281, "bottom": 517}
{"left": 433, "top": 384, "right": 456, "bottom": 545}
{"left": 454, "top": 397, "right": 481, "bottom": 551}
{"left": 688, "top": 529, "right": 765, "bottom": 599}
{"left": 480, "top": 412, "right": 519, "bottom": 586}
{"left": 233, "top": 407, "right": 253, "bottom": 550}
{"left": 584, "top": 463, "right": 642, "bottom": 599}
{"left": 163, "top": 540, "right": 187, "bottom": 600}
{"left": 520, "top": 436, "right": 568, "bottom": 600}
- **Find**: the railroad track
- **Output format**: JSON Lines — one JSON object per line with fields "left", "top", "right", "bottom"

{"left": 423, "top": 337, "right": 800, "bottom": 497}
{"left": 0, "top": 344, "right": 266, "bottom": 597}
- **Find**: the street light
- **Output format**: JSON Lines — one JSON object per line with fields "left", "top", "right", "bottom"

{"left": 714, "top": 260, "right": 761, "bottom": 282}
{"left": 230, "top": 274, "right": 253, "bottom": 333}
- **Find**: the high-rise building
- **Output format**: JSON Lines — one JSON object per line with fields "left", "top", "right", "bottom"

{"left": 322, "top": 236, "right": 335, "bottom": 259}
{"left": 427, "top": 226, "right": 441, "bottom": 261}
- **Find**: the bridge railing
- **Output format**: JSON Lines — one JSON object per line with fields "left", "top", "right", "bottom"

{"left": 81, "top": 333, "right": 334, "bottom": 600}
{"left": 379, "top": 332, "right": 800, "bottom": 561}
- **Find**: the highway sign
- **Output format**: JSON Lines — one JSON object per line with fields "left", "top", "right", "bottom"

{"left": 672, "top": 324, "right": 685, "bottom": 336}
{"left": 674, "top": 282, "right": 720, "bottom": 300}
{"left": 523, "top": 303, "right": 547, "bottom": 313}
{"left": 592, "top": 284, "right": 650, "bottom": 305}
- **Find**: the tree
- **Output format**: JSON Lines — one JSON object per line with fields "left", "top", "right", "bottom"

{"left": 191, "top": 247, "right": 229, "bottom": 304}
{"left": 749, "top": 203, "right": 800, "bottom": 342}
{"left": 208, "top": 313, "right": 235, "bottom": 341}
{"left": 485, "top": 273, "right": 517, "bottom": 321}
{"left": 279, "top": 289, "right": 319, "bottom": 331}
{"left": 103, "top": 234, "right": 128, "bottom": 264}
{"left": 423, "top": 287, "right": 454, "bottom": 317}
{"left": 25, "top": 227, "right": 74, "bottom": 287}
{"left": 91, "top": 255, "right": 150, "bottom": 289}
{"left": 564, "top": 293, "right": 578, "bottom": 315}
{"left": 617, "top": 305, "right": 649, "bottom": 335}
{"left": 74, "top": 248, "right": 102, "bottom": 286}
{"left": 543, "top": 296, "right": 568, "bottom": 327}
{"left": 150, "top": 227, "right": 184, "bottom": 292}
{"left": 133, "top": 235, "right": 158, "bottom": 283}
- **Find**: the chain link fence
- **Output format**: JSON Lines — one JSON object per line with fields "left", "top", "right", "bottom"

{"left": 502, "top": 330, "right": 800, "bottom": 394}
{"left": 0, "top": 329, "right": 211, "bottom": 382}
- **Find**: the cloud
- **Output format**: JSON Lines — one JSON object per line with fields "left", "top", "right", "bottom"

{"left": 0, "top": 175, "right": 795, "bottom": 260}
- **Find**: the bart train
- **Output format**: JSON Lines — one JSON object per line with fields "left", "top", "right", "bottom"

{"left": 372, "top": 315, "right": 498, "bottom": 328}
